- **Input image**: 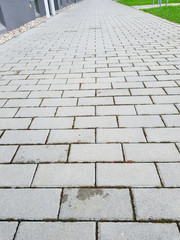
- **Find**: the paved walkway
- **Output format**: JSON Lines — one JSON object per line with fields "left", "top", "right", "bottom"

{"left": 0, "top": 0, "right": 180, "bottom": 239}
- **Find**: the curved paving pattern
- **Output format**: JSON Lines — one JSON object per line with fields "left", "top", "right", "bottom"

{"left": 0, "top": 0, "right": 180, "bottom": 239}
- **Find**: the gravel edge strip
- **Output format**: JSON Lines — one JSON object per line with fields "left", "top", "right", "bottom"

{"left": 0, "top": 16, "right": 47, "bottom": 45}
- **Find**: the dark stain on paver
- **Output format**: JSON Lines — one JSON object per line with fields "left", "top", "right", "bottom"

{"left": 76, "top": 189, "right": 109, "bottom": 201}
{"left": 103, "top": 193, "right": 109, "bottom": 198}
{"left": 61, "top": 194, "right": 68, "bottom": 203}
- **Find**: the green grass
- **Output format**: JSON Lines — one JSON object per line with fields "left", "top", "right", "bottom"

{"left": 142, "top": 5, "right": 180, "bottom": 23}
{"left": 117, "top": 0, "right": 180, "bottom": 6}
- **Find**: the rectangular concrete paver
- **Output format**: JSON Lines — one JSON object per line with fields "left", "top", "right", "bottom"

{"left": 56, "top": 106, "right": 95, "bottom": 116}
{"left": 0, "top": 189, "right": 61, "bottom": 220}
{"left": 97, "top": 163, "right": 161, "bottom": 187}
{"left": 75, "top": 116, "right": 117, "bottom": 128}
{"left": 60, "top": 188, "right": 133, "bottom": 220}
{"left": 115, "top": 96, "right": 152, "bottom": 105}
{"left": 5, "top": 99, "right": 41, "bottom": 108}
{"left": 30, "top": 117, "right": 73, "bottom": 129}
{"left": 123, "top": 143, "right": 180, "bottom": 162}
{"left": 0, "top": 222, "right": 18, "bottom": 240}
{"left": 133, "top": 189, "right": 180, "bottom": 220}
{"left": 41, "top": 98, "right": 77, "bottom": 107}
{"left": 118, "top": 115, "right": 164, "bottom": 127}
{"left": 0, "top": 146, "right": 18, "bottom": 163}
{"left": 0, "top": 164, "right": 36, "bottom": 187}
{"left": 136, "top": 104, "right": 178, "bottom": 115}
{"left": 0, "top": 108, "right": 18, "bottom": 118}
{"left": 15, "top": 107, "right": 56, "bottom": 118}
{"left": 48, "top": 129, "right": 95, "bottom": 143}
{"left": 145, "top": 128, "right": 180, "bottom": 142}
{"left": 32, "top": 163, "right": 95, "bottom": 187}
{"left": 0, "top": 130, "right": 49, "bottom": 144}
{"left": 0, "top": 118, "right": 31, "bottom": 130}
{"left": 96, "top": 105, "right": 136, "bottom": 115}
{"left": 78, "top": 97, "right": 113, "bottom": 106}
{"left": 97, "top": 129, "right": 146, "bottom": 143}
{"left": 157, "top": 163, "right": 180, "bottom": 187}
{"left": 15, "top": 222, "right": 95, "bottom": 240}
{"left": 69, "top": 144, "right": 123, "bottom": 162}
{"left": 98, "top": 222, "right": 180, "bottom": 240}
{"left": 13, "top": 145, "right": 69, "bottom": 163}
{"left": 162, "top": 115, "right": 180, "bottom": 127}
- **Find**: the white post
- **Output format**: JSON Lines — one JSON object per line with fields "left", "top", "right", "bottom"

{"left": 44, "top": 0, "right": 50, "bottom": 18}
{"left": 49, "top": 0, "right": 56, "bottom": 16}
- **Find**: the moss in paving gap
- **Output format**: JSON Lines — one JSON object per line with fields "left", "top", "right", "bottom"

{"left": 142, "top": 6, "right": 180, "bottom": 24}
{"left": 116, "top": 0, "right": 180, "bottom": 6}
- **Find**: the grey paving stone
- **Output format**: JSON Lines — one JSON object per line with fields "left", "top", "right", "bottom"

{"left": 5, "top": 99, "right": 41, "bottom": 108}
{"left": 49, "top": 84, "right": 79, "bottom": 90}
{"left": 96, "top": 105, "right": 136, "bottom": 115}
{"left": 69, "top": 144, "right": 123, "bottom": 162}
{"left": 75, "top": 116, "right": 117, "bottom": 128}
{"left": 97, "top": 128, "right": 146, "bottom": 143}
{"left": 81, "top": 83, "right": 111, "bottom": 89}
{"left": 130, "top": 88, "right": 165, "bottom": 96}
{"left": 133, "top": 189, "right": 180, "bottom": 220}
{"left": 98, "top": 222, "right": 180, "bottom": 240}
{"left": 0, "top": 92, "right": 29, "bottom": 99}
{"left": 0, "top": 146, "right": 18, "bottom": 163}
{"left": 41, "top": 98, "right": 77, "bottom": 107}
{"left": 56, "top": 106, "right": 95, "bottom": 116}
{"left": 18, "top": 85, "right": 49, "bottom": 91}
{"left": 145, "top": 128, "right": 180, "bottom": 142}
{"left": 162, "top": 115, "right": 180, "bottom": 127}
{"left": 13, "top": 145, "right": 68, "bottom": 163}
{"left": 78, "top": 97, "right": 113, "bottom": 106}
{"left": 165, "top": 87, "right": 180, "bottom": 95}
{"left": 97, "top": 89, "right": 130, "bottom": 97}
{"left": 152, "top": 95, "right": 180, "bottom": 104}
{"left": 115, "top": 96, "right": 152, "bottom": 105}
{"left": 60, "top": 188, "right": 133, "bottom": 220}
{"left": 0, "top": 222, "right": 18, "bottom": 240}
{"left": 32, "top": 163, "right": 95, "bottom": 187}
{"left": 157, "top": 163, "right": 180, "bottom": 187}
{"left": 122, "top": 76, "right": 155, "bottom": 82}
{"left": 28, "top": 91, "right": 62, "bottom": 98}
{"left": 0, "top": 118, "right": 31, "bottom": 130}
{"left": 97, "top": 163, "right": 161, "bottom": 187}
{"left": 63, "top": 90, "right": 95, "bottom": 98}
{"left": 0, "top": 130, "right": 49, "bottom": 144}
{"left": 0, "top": 108, "right": 18, "bottom": 118}
{"left": 136, "top": 104, "right": 178, "bottom": 115}
{"left": 15, "top": 222, "right": 95, "bottom": 240}
{"left": 144, "top": 81, "right": 177, "bottom": 88}
{"left": 0, "top": 189, "right": 61, "bottom": 220}
{"left": 124, "top": 143, "right": 180, "bottom": 162}
{"left": 15, "top": 107, "right": 56, "bottom": 117}
{"left": 113, "top": 82, "right": 144, "bottom": 88}
{"left": 0, "top": 164, "right": 36, "bottom": 187}
{"left": 0, "top": 100, "right": 6, "bottom": 107}
{"left": 118, "top": 115, "right": 164, "bottom": 127}
{"left": 30, "top": 117, "right": 73, "bottom": 129}
{"left": 48, "top": 129, "right": 95, "bottom": 144}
